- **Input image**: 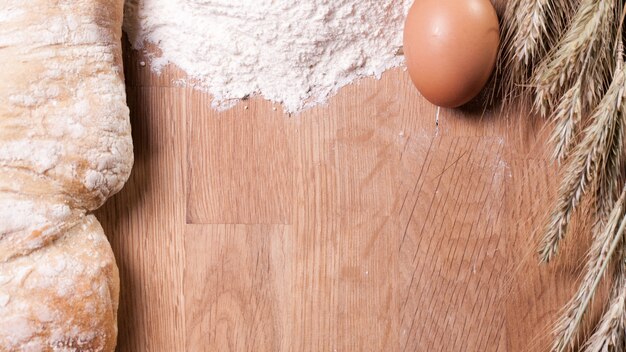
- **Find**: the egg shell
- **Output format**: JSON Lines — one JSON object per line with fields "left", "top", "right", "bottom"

{"left": 403, "top": 0, "right": 500, "bottom": 108}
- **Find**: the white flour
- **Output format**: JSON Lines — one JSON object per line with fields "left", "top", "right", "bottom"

{"left": 123, "top": 0, "right": 411, "bottom": 112}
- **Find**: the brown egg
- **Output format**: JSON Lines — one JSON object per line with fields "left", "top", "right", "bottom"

{"left": 403, "top": 0, "right": 500, "bottom": 108}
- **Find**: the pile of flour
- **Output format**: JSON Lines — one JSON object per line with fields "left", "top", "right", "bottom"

{"left": 123, "top": 0, "right": 411, "bottom": 113}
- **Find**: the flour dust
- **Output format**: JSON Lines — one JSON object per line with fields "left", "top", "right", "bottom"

{"left": 123, "top": 0, "right": 411, "bottom": 113}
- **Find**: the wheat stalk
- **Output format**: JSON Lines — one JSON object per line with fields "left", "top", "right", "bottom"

{"left": 586, "top": 38, "right": 616, "bottom": 111}
{"left": 498, "top": 0, "right": 574, "bottom": 101}
{"left": 580, "top": 11, "right": 626, "bottom": 352}
{"left": 551, "top": 186, "right": 626, "bottom": 352}
{"left": 595, "top": 10, "right": 626, "bottom": 225}
{"left": 594, "top": 108, "right": 624, "bottom": 226}
{"left": 498, "top": 1, "right": 626, "bottom": 350}
{"left": 547, "top": 26, "right": 617, "bottom": 163}
{"left": 583, "top": 254, "right": 626, "bottom": 352}
{"left": 539, "top": 65, "right": 626, "bottom": 263}
{"left": 549, "top": 80, "right": 583, "bottom": 162}
{"left": 513, "top": 0, "right": 562, "bottom": 66}
{"left": 533, "top": 0, "right": 614, "bottom": 117}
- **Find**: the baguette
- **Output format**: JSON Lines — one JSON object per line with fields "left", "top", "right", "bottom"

{"left": 0, "top": 0, "right": 133, "bottom": 350}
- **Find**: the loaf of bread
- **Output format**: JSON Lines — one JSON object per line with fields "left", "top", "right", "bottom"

{"left": 0, "top": 0, "right": 133, "bottom": 350}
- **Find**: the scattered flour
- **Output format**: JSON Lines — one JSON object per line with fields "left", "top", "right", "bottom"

{"left": 123, "top": 0, "right": 411, "bottom": 112}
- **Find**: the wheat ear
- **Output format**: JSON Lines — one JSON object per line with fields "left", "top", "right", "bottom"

{"left": 595, "top": 6, "right": 626, "bottom": 224}
{"left": 549, "top": 80, "right": 583, "bottom": 162}
{"left": 583, "top": 253, "right": 626, "bottom": 352}
{"left": 533, "top": 0, "right": 614, "bottom": 117}
{"left": 551, "top": 186, "right": 626, "bottom": 352}
{"left": 583, "top": 12, "right": 626, "bottom": 351}
{"left": 539, "top": 66, "right": 626, "bottom": 262}
{"left": 498, "top": 0, "right": 574, "bottom": 101}
{"left": 548, "top": 22, "right": 618, "bottom": 163}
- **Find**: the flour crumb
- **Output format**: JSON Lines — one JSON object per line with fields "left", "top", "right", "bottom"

{"left": 123, "top": 0, "right": 411, "bottom": 113}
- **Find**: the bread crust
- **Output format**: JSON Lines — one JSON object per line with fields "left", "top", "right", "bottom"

{"left": 0, "top": 216, "right": 119, "bottom": 352}
{"left": 0, "top": 0, "right": 132, "bottom": 350}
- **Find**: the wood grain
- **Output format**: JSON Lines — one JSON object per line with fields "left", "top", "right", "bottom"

{"left": 184, "top": 224, "right": 293, "bottom": 351}
{"left": 187, "top": 98, "right": 293, "bottom": 224}
{"left": 398, "top": 136, "right": 506, "bottom": 352}
{"left": 97, "top": 86, "right": 187, "bottom": 351}
{"left": 96, "top": 19, "right": 603, "bottom": 351}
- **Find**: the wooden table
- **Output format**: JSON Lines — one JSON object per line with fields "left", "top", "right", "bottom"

{"left": 97, "top": 24, "right": 603, "bottom": 352}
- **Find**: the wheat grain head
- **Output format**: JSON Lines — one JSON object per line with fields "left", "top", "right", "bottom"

{"left": 533, "top": 0, "right": 615, "bottom": 117}
{"left": 497, "top": 0, "right": 575, "bottom": 102}
{"left": 583, "top": 252, "right": 626, "bottom": 352}
{"left": 540, "top": 66, "right": 626, "bottom": 263}
{"left": 551, "top": 186, "right": 626, "bottom": 352}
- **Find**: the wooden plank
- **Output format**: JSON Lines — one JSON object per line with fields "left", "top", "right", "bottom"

{"left": 183, "top": 224, "right": 293, "bottom": 351}
{"left": 397, "top": 135, "right": 506, "bottom": 352}
{"left": 96, "top": 86, "right": 187, "bottom": 351}
{"left": 290, "top": 76, "right": 406, "bottom": 351}
{"left": 504, "top": 158, "right": 562, "bottom": 352}
{"left": 503, "top": 156, "right": 611, "bottom": 352}
{"left": 186, "top": 97, "right": 293, "bottom": 225}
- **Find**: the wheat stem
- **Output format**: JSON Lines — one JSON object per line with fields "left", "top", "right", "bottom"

{"left": 498, "top": 0, "right": 574, "bottom": 101}
{"left": 552, "top": 187, "right": 626, "bottom": 352}
{"left": 595, "top": 24, "right": 625, "bottom": 224}
{"left": 549, "top": 76, "right": 583, "bottom": 162}
{"left": 539, "top": 66, "right": 626, "bottom": 262}
{"left": 583, "top": 253, "right": 626, "bottom": 352}
{"left": 533, "top": 0, "right": 614, "bottom": 117}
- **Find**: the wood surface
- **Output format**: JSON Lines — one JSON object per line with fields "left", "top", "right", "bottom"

{"left": 95, "top": 16, "right": 606, "bottom": 352}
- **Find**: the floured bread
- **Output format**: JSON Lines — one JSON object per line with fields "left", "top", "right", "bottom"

{"left": 0, "top": 216, "right": 119, "bottom": 351}
{"left": 0, "top": 0, "right": 133, "bottom": 350}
